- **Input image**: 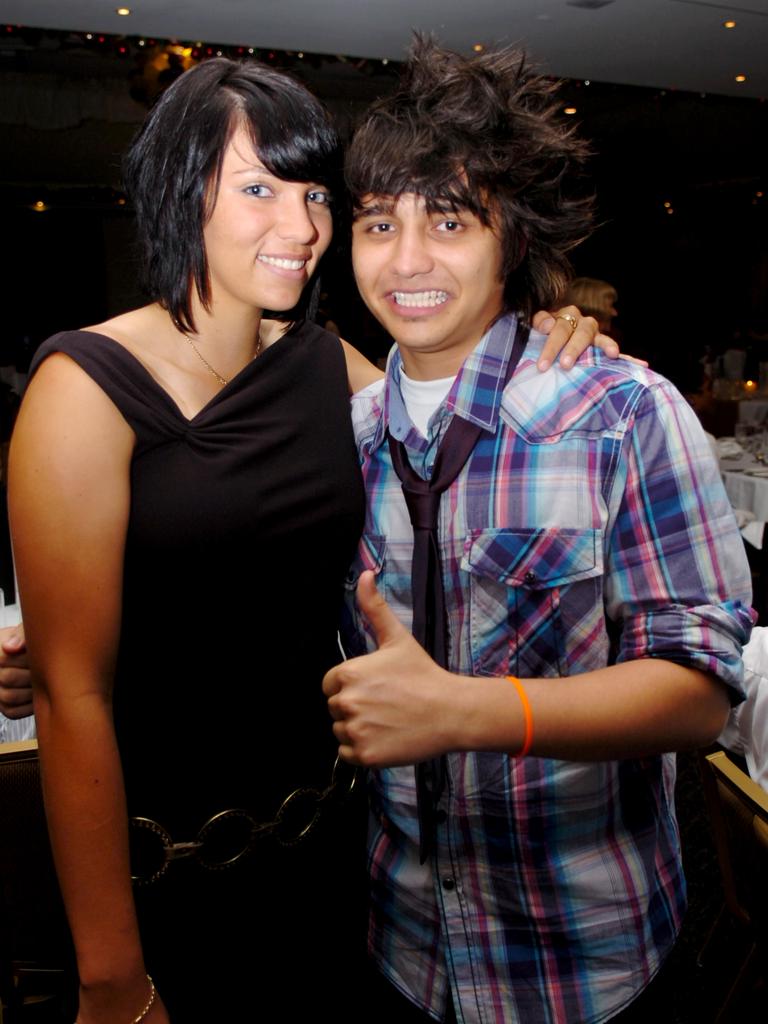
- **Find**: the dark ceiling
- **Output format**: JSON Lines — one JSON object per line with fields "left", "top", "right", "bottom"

{"left": 1, "top": 0, "right": 767, "bottom": 98}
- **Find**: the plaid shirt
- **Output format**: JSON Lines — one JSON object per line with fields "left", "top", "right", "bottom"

{"left": 347, "top": 314, "right": 753, "bottom": 1024}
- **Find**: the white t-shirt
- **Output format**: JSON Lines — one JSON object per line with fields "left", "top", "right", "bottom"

{"left": 397, "top": 367, "right": 455, "bottom": 438}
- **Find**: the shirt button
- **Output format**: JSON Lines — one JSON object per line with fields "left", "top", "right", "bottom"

{"left": 442, "top": 877, "right": 456, "bottom": 891}
{"left": 435, "top": 809, "right": 448, "bottom": 824}
{"left": 524, "top": 570, "right": 536, "bottom": 584}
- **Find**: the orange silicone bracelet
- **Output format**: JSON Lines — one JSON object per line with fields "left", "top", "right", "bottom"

{"left": 507, "top": 675, "right": 533, "bottom": 757}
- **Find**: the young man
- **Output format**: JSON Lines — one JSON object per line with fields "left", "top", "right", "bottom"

{"left": 323, "top": 39, "right": 754, "bottom": 1024}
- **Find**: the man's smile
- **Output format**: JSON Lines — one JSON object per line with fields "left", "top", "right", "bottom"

{"left": 391, "top": 290, "right": 449, "bottom": 309}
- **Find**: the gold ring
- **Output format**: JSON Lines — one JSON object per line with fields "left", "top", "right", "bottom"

{"left": 556, "top": 313, "right": 578, "bottom": 335}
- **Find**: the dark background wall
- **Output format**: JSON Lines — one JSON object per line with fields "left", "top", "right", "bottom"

{"left": 1, "top": 26, "right": 766, "bottom": 387}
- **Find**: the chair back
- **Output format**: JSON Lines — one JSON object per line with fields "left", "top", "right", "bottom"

{"left": 0, "top": 740, "right": 71, "bottom": 1018}
{"left": 701, "top": 749, "right": 768, "bottom": 937}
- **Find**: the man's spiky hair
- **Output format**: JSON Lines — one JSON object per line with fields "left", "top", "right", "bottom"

{"left": 346, "top": 36, "right": 594, "bottom": 318}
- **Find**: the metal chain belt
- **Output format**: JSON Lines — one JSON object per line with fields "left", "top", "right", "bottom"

{"left": 129, "top": 756, "right": 361, "bottom": 885}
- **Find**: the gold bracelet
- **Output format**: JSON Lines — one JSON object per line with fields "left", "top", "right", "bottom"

{"left": 132, "top": 975, "right": 156, "bottom": 1024}
{"left": 74, "top": 975, "right": 155, "bottom": 1024}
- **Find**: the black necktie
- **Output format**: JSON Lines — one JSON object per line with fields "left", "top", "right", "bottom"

{"left": 387, "top": 320, "right": 529, "bottom": 861}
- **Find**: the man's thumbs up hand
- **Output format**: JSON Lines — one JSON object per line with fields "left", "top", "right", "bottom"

{"left": 354, "top": 569, "right": 409, "bottom": 649}
{"left": 323, "top": 571, "right": 459, "bottom": 768}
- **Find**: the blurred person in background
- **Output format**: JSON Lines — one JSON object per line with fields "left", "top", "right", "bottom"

{"left": 564, "top": 275, "right": 618, "bottom": 334}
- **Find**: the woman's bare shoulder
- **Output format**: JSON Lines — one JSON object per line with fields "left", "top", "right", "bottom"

{"left": 340, "top": 339, "right": 383, "bottom": 394}
{"left": 81, "top": 305, "right": 162, "bottom": 352}
{"left": 17, "top": 348, "right": 134, "bottom": 462}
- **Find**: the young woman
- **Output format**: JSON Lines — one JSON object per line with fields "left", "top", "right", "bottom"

{"left": 8, "top": 58, "right": 611, "bottom": 1023}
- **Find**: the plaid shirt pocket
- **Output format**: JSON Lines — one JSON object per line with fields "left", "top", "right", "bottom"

{"left": 461, "top": 527, "right": 606, "bottom": 678}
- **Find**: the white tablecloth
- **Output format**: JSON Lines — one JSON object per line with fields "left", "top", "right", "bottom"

{"left": 738, "top": 399, "right": 768, "bottom": 426}
{"left": 0, "top": 599, "right": 19, "bottom": 628}
{"left": 721, "top": 454, "right": 768, "bottom": 523}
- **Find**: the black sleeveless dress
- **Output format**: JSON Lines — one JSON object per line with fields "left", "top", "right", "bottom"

{"left": 29, "top": 322, "right": 368, "bottom": 1020}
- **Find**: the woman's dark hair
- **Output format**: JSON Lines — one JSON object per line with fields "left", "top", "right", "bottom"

{"left": 123, "top": 58, "right": 342, "bottom": 332}
{"left": 345, "top": 37, "right": 594, "bottom": 320}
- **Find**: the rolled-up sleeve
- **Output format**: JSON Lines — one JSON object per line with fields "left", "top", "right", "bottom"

{"left": 605, "top": 379, "right": 755, "bottom": 697}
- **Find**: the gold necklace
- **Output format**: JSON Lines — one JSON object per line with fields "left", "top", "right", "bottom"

{"left": 174, "top": 320, "right": 263, "bottom": 387}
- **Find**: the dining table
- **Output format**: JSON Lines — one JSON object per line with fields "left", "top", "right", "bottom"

{"left": 738, "top": 399, "right": 768, "bottom": 426}
{"left": 719, "top": 451, "right": 768, "bottom": 526}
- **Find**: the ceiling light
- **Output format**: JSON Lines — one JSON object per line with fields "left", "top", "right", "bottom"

{"left": 663, "top": 201, "right": 671, "bottom": 208}
{"left": 32, "top": 200, "right": 47, "bottom": 212}
{"left": 473, "top": 43, "right": 484, "bottom": 53}
{"left": 116, "top": 6, "right": 131, "bottom": 14}
{"left": 564, "top": 107, "right": 577, "bottom": 115}
{"left": 735, "top": 74, "right": 747, "bottom": 83}
{"left": 723, "top": 20, "right": 736, "bottom": 29}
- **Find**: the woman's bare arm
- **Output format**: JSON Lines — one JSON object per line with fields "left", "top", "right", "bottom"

{"left": 9, "top": 354, "right": 165, "bottom": 1023}
{"left": 341, "top": 339, "right": 383, "bottom": 394}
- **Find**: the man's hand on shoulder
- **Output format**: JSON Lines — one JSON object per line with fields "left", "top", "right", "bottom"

{"left": 0, "top": 623, "right": 33, "bottom": 719}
